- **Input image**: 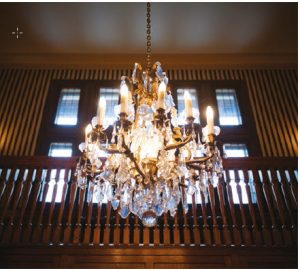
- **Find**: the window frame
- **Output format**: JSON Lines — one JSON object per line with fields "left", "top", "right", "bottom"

{"left": 36, "top": 80, "right": 120, "bottom": 156}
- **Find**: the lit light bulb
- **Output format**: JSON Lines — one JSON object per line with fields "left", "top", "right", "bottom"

{"left": 184, "top": 91, "right": 193, "bottom": 118}
{"left": 120, "top": 84, "right": 129, "bottom": 114}
{"left": 157, "top": 82, "right": 166, "bottom": 109}
{"left": 206, "top": 106, "right": 214, "bottom": 134}
{"left": 98, "top": 97, "right": 106, "bottom": 126}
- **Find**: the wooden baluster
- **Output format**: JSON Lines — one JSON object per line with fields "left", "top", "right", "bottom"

{"left": 279, "top": 169, "right": 297, "bottom": 242}
{"left": 252, "top": 170, "right": 272, "bottom": 246}
{"left": 243, "top": 170, "right": 262, "bottom": 246}
{"left": 103, "top": 202, "right": 111, "bottom": 245}
{"left": 113, "top": 208, "right": 121, "bottom": 246}
{"left": 63, "top": 169, "right": 77, "bottom": 244}
{"left": 207, "top": 176, "right": 221, "bottom": 245}
{"left": 73, "top": 183, "right": 86, "bottom": 244}
{"left": 32, "top": 169, "right": 51, "bottom": 244}
{"left": 93, "top": 202, "right": 102, "bottom": 245}
{"left": 216, "top": 174, "right": 231, "bottom": 246}
{"left": 123, "top": 215, "right": 130, "bottom": 245}
{"left": 225, "top": 170, "right": 241, "bottom": 245}
{"left": 52, "top": 169, "right": 69, "bottom": 244}
{"left": 270, "top": 169, "right": 293, "bottom": 246}
{"left": 191, "top": 193, "right": 200, "bottom": 245}
{"left": 173, "top": 213, "right": 180, "bottom": 245}
{"left": 0, "top": 168, "right": 8, "bottom": 199}
{"left": 199, "top": 189, "right": 211, "bottom": 245}
{"left": 234, "top": 170, "right": 252, "bottom": 246}
{"left": 143, "top": 224, "right": 150, "bottom": 246}
{"left": 0, "top": 168, "right": 17, "bottom": 240}
{"left": 42, "top": 168, "right": 60, "bottom": 244}
{"left": 153, "top": 219, "right": 160, "bottom": 246}
{"left": 2, "top": 168, "right": 26, "bottom": 244}
{"left": 83, "top": 182, "right": 94, "bottom": 245}
{"left": 261, "top": 169, "right": 283, "bottom": 246}
{"left": 163, "top": 213, "right": 170, "bottom": 245}
{"left": 181, "top": 187, "right": 191, "bottom": 246}
{"left": 133, "top": 215, "right": 140, "bottom": 245}
{"left": 22, "top": 169, "right": 43, "bottom": 243}
{"left": 287, "top": 169, "right": 298, "bottom": 207}
{"left": 12, "top": 169, "right": 35, "bottom": 244}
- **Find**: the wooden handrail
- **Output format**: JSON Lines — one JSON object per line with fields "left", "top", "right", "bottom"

{"left": 0, "top": 156, "right": 297, "bottom": 247}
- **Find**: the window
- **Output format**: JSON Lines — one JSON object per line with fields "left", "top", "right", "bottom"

{"left": 176, "top": 88, "right": 200, "bottom": 124}
{"left": 216, "top": 89, "right": 242, "bottom": 125}
{"left": 99, "top": 88, "right": 119, "bottom": 126}
{"left": 55, "top": 88, "right": 80, "bottom": 125}
{"left": 48, "top": 143, "right": 73, "bottom": 157}
{"left": 223, "top": 144, "right": 248, "bottom": 158}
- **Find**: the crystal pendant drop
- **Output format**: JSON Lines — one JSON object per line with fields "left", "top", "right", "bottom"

{"left": 119, "top": 205, "right": 130, "bottom": 219}
{"left": 142, "top": 210, "right": 157, "bottom": 227}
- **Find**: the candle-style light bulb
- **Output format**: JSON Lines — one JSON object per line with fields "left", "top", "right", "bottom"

{"left": 184, "top": 91, "right": 193, "bottom": 118}
{"left": 98, "top": 97, "right": 106, "bottom": 126}
{"left": 206, "top": 106, "right": 214, "bottom": 134}
{"left": 120, "top": 84, "right": 129, "bottom": 114}
{"left": 157, "top": 82, "right": 166, "bottom": 109}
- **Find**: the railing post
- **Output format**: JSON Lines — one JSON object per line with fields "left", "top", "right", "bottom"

{"left": 270, "top": 169, "right": 293, "bottom": 246}
{"left": 103, "top": 202, "right": 111, "bottom": 245}
{"left": 261, "top": 170, "right": 283, "bottom": 246}
{"left": 234, "top": 170, "right": 252, "bottom": 246}
{"left": 0, "top": 168, "right": 17, "bottom": 242}
{"left": 242, "top": 169, "right": 262, "bottom": 246}
{"left": 22, "top": 169, "right": 43, "bottom": 243}
{"left": 191, "top": 193, "right": 201, "bottom": 245}
{"left": 122, "top": 215, "right": 130, "bottom": 245}
{"left": 217, "top": 174, "right": 231, "bottom": 246}
{"left": 53, "top": 169, "right": 69, "bottom": 244}
{"left": 173, "top": 213, "right": 180, "bottom": 245}
{"left": 93, "top": 202, "right": 102, "bottom": 245}
{"left": 2, "top": 168, "right": 26, "bottom": 244}
{"left": 32, "top": 169, "right": 51, "bottom": 244}
{"left": 200, "top": 189, "right": 211, "bottom": 245}
{"left": 73, "top": 185, "right": 86, "bottom": 244}
{"left": 225, "top": 170, "right": 241, "bottom": 245}
{"left": 113, "top": 207, "right": 120, "bottom": 246}
{"left": 83, "top": 182, "right": 94, "bottom": 245}
{"left": 163, "top": 213, "right": 170, "bottom": 245}
{"left": 12, "top": 169, "right": 35, "bottom": 244}
{"left": 63, "top": 169, "right": 78, "bottom": 244}
{"left": 133, "top": 215, "right": 140, "bottom": 245}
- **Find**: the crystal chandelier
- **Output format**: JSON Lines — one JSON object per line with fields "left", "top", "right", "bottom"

{"left": 75, "top": 3, "right": 223, "bottom": 227}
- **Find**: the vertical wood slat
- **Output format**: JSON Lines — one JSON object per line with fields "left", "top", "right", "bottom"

{"left": 173, "top": 213, "right": 180, "bottom": 245}
{"left": 163, "top": 213, "right": 170, "bottom": 245}
{"left": 103, "top": 202, "right": 111, "bottom": 245}
{"left": 93, "top": 202, "right": 102, "bottom": 245}
{"left": 73, "top": 186, "right": 86, "bottom": 244}
{"left": 199, "top": 190, "right": 211, "bottom": 245}
{"left": 113, "top": 208, "right": 120, "bottom": 245}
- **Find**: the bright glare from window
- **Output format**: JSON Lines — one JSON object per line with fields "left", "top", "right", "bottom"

{"left": 224, "top": 144, "right": 248, "bottom": 158}
{"left": 48, "top": 143, "right": 73, "bottom": 157}
{"left": 99, "top": 88, "right": 119, "bottom": 126}
{"left": 216, "top": 89, "right": 242, "bottom": 125}
{"left": 55, "top": 89, "right": 80, "bottom": 125}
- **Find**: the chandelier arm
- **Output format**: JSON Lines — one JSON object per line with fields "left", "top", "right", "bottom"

{"left": 164, "top": 135, "right": 193, "bottom": 151}
{"left": 98, "top": 146, "right": 125, "bottom": 154}
{"left": 121, "top": 135, "right": 146, "bottom": 179}
{"left": 185, "top": 156, "right": 212, "bottom": 165}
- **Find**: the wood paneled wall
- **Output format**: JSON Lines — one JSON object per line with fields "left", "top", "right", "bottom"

{"left": 0, "top": 67, "right": 297, "bottom": 157}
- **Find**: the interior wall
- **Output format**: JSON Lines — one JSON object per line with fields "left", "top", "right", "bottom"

{"left": 0, "top": 58, "right": 297, "bottom": 157}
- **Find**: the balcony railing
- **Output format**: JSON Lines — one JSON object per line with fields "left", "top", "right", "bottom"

{"left": 0, "top": 156, "right": 297, "bottom": 247}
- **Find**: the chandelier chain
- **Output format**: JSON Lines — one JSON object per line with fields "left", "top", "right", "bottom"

{"left": 146, "top": 2, "right": 151, "bottom": 71}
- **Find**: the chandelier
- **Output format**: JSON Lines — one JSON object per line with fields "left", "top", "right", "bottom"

{"left": 75, "top": 3, "right": 223, "bottom": 227}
